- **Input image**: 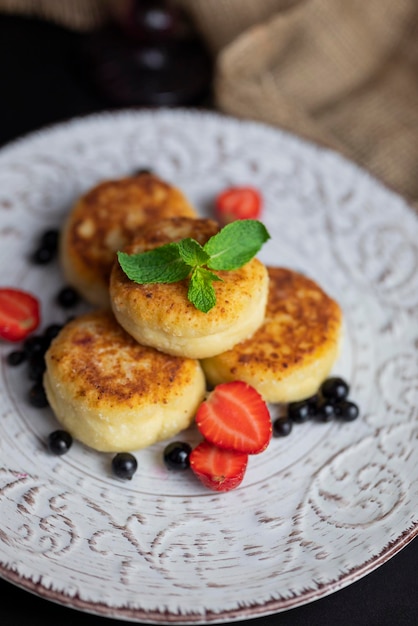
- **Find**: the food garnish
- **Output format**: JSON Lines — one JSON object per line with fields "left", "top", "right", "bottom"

{"left": 215, "top": 187, "right": 263, "bottom": 224}
{"left": 56, "top": 286, "right": 81, "bottom": 309}
{"left": 48, "top": 430, "right": 73, "bottom": 456}
{"left": 31, "top": 228, "right": 59, "bottom": 265}
{"left": 28, "top": 382, "right": 49, "bottom": 408}
{"left": 0, "top": 288, "right": 40, "bottom": 342}
{"left": 112, "top": 452, "right": 138, "bottom": 480}
{"left": 117, "top": 219, "right": 270, "bottom": 313}
{"left": 163, "top": 441, "right": 192, "bottom": 470}
{"left": 320, "top": 377, "right": 349, "bottom": 401}
{"left": 335, "top": 400, "right": 359, "bottom": 421}
{"left": 189, "top": 440, "right": 249, "bottom": 492}
{"left": 287, "top": 399, "right": 312, "bottom": 424}
{"left": 272, "top": 418, "right": 293, "bottom": 438}
{"left": 196, "top": 381, "right": 272, "bottom": 454}
{"left": 284, "top": 378, "right": 359, "bottom": 426}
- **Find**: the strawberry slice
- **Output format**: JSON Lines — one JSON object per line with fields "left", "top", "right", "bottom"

{"left": 190, "top": 440, "right": 248, "bottom": 491}
{"left": 215, "top": 187, "right": 262, "bottom": 224}
{"left": 0, "top": 288, "right": 40, "bottom": 342}
{"left": 195, "top": 381, "right": 272, "bottom": 454}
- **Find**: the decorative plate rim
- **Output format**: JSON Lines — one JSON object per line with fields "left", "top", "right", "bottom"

{"left": 0, "top": 108, "right": 417, "bottom": 624}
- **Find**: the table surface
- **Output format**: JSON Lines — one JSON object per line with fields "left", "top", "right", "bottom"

{"left": 0, "top": 13, "right": 417, "bottom": 626}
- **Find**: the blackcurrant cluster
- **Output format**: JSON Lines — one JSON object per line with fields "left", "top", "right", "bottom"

{"left": 273, "top": 377, "right": 359, "bottom": 437}
{"left": 152, "top": 378, "right": 360, "bottom": 476}
{"left": 31, "top": 228, "right": 59, "bottom": 265}
{"left": 56, "top": 286, "right": 80, "bottom": 309}
{"left": 30, "top": 224, "right": 81, "bottom": 309}
{"left": 6, "top": 230, "right": 83, "bottom": 458}
{"left": 8, "top": 317, "right": 80, "bottom": 408}
{"left": 13, "top": 231, "right": 81, "bottom": 376}
{"left": 7, "top": 323, "right": 62, "bottom": 408}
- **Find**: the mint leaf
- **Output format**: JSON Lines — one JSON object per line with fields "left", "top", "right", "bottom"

{"left": 117, "top": 219, "right": 271, "bottom": 313}
{"left": 188, "top": 267, "right": 222, "bottom": 313}
{"left": 177, "top": 238, "right": 210, "bottom": 267}
{"left": 117, "top": 244, "right": 190, "bottom": 283}
{"left": 204, "top": 220, "right": 270, "bottom": 270}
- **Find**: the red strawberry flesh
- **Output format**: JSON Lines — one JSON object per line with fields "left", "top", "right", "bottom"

{"left": 0, "top": 288, "right": 40, "bottom": 342}
{"left": 196, "top": 381, "right": 272, "bottom": 454}
{"left": 190, "top": 440, "right": 248, "bottom": 492}
{"left": 215, "top": 187, "right": 262, "bottom": 224}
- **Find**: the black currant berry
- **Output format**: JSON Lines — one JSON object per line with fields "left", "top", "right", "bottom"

{"left": 48, "top": 430, "right": 73, "bottom": 455}
{"left": 40, "top": 229, "right": 59, "bottom": 251}
{"left": 273, "top": 418, "right": 293, "bottom": 437}
{"left": 112, "top": 452, "right": 138, "bottom": 480}
{"left": 163, "top": 441, "right": 192, "bottom": 470}
{"left": 28, "top": 382, "right": 49, "bottom": 408}
{"left": 23, "top": 335, "right": 48, "bottom": 357}
{"left": 320, "top": 377, "right": 349, "bottom": 402}
{"left": 306, "top": 394, "right": 321, "bottom": 417}
{"left": 27, "top": 355, "right": 46, "bottom": 382}
{"left": 288, "top": 400, "right": 311, "bottom": 423}
{"left": 43, "top": 323, "right": 63, "bottom": 343}
{"left": 316, "top": 399, "right": 338, "bottom": 422}
{"left": 134, "top": 168, "right": 153, "bottom": 176}
{"left": 7, "top": 350, "right": 26, "bottom": 366}
{"left": 336, "top": 400, "right": 360, "bottom": 422}
{"left": 32, "top": 246, "right": 54, "bottom": 265}
{"left": 56, "top": 286, "right": 80, "bottom": 309}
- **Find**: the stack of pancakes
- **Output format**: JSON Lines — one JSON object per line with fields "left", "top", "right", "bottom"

{"left": 44, "top": 172, "right": 342, "bottom": 453}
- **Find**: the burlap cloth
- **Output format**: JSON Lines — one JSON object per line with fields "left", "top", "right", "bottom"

{"left": 1, "top": 0, "right": 418, "bottom": 206}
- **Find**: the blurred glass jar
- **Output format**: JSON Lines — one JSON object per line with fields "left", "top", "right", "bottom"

{"left": 82, "top": 0, "right": 213, "bottom": 106}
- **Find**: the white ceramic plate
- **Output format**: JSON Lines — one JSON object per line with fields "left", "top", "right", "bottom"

{"left": 0, "top": 110, "right": 417, "bottom": 624}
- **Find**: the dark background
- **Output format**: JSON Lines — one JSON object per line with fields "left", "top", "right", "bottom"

{"left": 0, "top": 13, "right": 417, "bottom": 626}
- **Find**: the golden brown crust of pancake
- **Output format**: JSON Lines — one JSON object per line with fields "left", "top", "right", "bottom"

{"left": 201, "top": 267, "right": 343, "bottom": 402}
{"left": 128, "top": 215, "right": 219, "bottom": 251}
{"left": 60, "top": 173, "right": 197, "bottom": 306}
{"left": 109, "top": 217, "right": 269, "bottom": 358}
{"left": 43, "top": 310, "right": 206, "bottom": 451}
{"left": 47, "top": 313, "right": 195, "bottom": 407}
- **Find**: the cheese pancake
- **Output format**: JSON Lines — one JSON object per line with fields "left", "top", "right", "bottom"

{"left": 43, "top": 311, "right": 205, "bottom": 452}
{"left": 202, "top": 267, "right": 342, "bottom": 403}
{"left": 109, "top": 217, "right": 269, "bottom": 359}
{"left": 60, "top": 173, "right": 197, "bottom": 307}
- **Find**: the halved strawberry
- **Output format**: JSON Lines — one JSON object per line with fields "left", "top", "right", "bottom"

{"left": 0, "top": 288, "right": 40, "bottom": 342}
{"left": 215, "top": 187, "right": 263, "bottom": 225}
{"left": 190, "top": 440, "right": 248, "bottom": 492}
{"left": 195, "top": 381, "right": 272, "bottom": 454}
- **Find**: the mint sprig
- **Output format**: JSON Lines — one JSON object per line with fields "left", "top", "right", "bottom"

{"left": 117, "top": 219, "right": 270, "bottom": 313}
{"left": 117, "top": 243, "right": 190, "bottom": 284}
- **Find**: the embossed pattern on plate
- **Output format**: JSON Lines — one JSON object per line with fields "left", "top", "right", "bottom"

{"left": 0, "top": 110, "right": 417, "bottom": 624}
